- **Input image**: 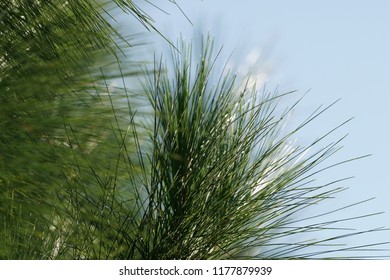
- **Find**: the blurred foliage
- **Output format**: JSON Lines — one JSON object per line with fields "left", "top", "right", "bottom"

{"left": 0, "top": 0, "right": 152, "bottom": 258}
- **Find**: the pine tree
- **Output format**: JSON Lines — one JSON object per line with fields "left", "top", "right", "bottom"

{"left": 0, "top": 1, "right": 388, "bottom": 259}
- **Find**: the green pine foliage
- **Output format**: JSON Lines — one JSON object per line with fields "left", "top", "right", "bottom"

{"left": 0, "top": 0, "right": 151, "bottom": 259}
{"left": 0, "top": 1, "right": 388, "bottom": 259}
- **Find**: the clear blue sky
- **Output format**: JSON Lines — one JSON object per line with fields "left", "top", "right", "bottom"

{"left": 136, "top": 0, "right": 390, "bottom": 256}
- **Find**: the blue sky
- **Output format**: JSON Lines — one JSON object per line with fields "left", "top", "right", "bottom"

{"left": 136, "top": 0, "right": 390, "bottom": 254}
